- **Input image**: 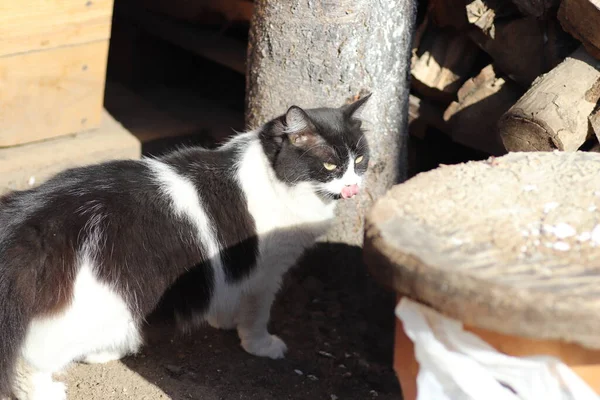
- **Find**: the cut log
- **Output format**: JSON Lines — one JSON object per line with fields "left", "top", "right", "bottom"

{"left": 590, "top": 107, "right": 600, "bottom": 144}
{"left": 428, "top": 0, "right": 469, "bottom": 30}
{"left": 408, "top": 94, "right": 449, "bottom": 139}
{"left": 558, "top": 0, "right": 600, "bottom": 60}
{"left": 510, "top": 0, "right": 560, "bottom": 18}
{"left": 469, "top": 17, "right": 578, "bottom": 86}
{"left": 498, "top": 47, "right": 600, "bottom": 152}
{"left": 246, "top": 0, "right": 416, "bottom": 246}
{"left": 443, "top": 65, "right": 521, "bottom": 155}
{"left": 364, "top": 151, "right": 600, "bottom": 350}
{"left": 411, "top": 17, "right": 480, "bottom": 102}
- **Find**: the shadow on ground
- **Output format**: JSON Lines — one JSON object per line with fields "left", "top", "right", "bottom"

{"left": 116, "top": 243, "right": 401, "bottom": 400}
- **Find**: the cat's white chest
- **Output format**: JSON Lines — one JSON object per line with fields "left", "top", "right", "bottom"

{"left": 248, "top": 181, "right": 336, "bottom": 238}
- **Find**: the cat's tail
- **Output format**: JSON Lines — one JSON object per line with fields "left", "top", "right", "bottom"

{"left": 0, "top": 254, "right": 35, "bottom": 397}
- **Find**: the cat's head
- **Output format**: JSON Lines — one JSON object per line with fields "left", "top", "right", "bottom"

{"left": 260, "top": 94, "right": 371, "bottom": 200}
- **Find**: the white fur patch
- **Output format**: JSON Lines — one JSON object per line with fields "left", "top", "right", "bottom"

{"left": 322, "top": 155, "right": 362, "bottom": 195}
{"left": 22, "top": 263, "right": 142, "bottom": 374}
{"left": 145, "top": 159, "right": 227, "bottom": 324}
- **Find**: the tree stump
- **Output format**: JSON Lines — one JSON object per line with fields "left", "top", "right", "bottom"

{"left": 498, "top": 46, "right": 600, "bottom": 152}
{"left": 364, "top": 151, "right": 600, "bottom": 398}
{"left": 246, "top": 0, "right": 417, "bottom": 246}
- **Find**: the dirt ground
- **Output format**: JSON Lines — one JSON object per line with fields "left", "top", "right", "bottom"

{"left": 61, "top": 244, "right": 401, "bottom": 400}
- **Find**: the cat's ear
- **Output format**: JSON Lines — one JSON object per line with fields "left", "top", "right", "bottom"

{"left": 283, "top": 106, "right": 322, "bottom": 147}
{"left": 342, "top": 93, "right": 372, "bottom": 119}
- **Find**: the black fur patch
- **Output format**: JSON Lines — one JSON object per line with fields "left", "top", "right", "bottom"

{"left": 259, "top": 95, "right": 371, "bottom": 199}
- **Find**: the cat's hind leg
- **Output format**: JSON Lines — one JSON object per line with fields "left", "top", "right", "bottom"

{"left": 12, "top": 358, "right": 66, "bottom": 400}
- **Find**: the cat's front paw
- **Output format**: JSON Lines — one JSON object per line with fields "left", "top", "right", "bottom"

{"left": 241, "top": 334, "right": 288, "bottom": 359}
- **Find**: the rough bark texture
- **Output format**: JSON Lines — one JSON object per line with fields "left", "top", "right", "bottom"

{"left": 443, "top": 65, "right": 521, "bottom": 155}
{"left": 498, "top": 46, "right": 600, "bottom": 152}
{"left": 364, "top": 151, "right": 600, "bottom": 349}
{"left": 558, "top": 0, "right": 600, "bottom": 60}
{"left": 246, "top": 0, "right": 416, "bottom": 246}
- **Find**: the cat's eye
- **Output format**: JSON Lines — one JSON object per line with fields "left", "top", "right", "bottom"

{"left": 323, "top": 162, "right": 337, "bottom": 171}
{"left": 355, "top": 156, "right": 364, "bottom": 164}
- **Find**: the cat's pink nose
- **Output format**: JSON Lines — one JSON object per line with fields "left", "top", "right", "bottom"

{"left": 341, "top": 184, "right": 360, "bottom": 199}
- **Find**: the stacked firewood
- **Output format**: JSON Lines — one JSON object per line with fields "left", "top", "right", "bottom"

{"left": 409, "top": 0, "right": 600, "bottom": 155}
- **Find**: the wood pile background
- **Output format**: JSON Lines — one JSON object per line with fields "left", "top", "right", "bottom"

{"left": 409, "top": 0, "right": 600, "bottom": 156}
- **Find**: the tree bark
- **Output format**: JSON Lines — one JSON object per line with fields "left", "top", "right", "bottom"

{"left": 246, "top": 0, "right": 417, "bottom": 246}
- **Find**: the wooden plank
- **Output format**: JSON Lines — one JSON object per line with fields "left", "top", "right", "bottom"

{"left": 0, "top": 110, "right": 141, "bottom": 195}
{"left": 0, "top": 0, "right": 114, "bottom": 57}
{"left": 0, "top": 40, "right": 109, "bottom": 147}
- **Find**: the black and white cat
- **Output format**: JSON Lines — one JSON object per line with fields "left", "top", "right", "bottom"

{"left": 0, "top": 94, "right": 371, "bottom": 400}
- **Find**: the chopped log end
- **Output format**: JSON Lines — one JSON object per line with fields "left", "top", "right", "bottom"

{"left": 365, "top": 151, "right": 600, "bottom": 349}
{"left": 498, "top": 115, "right": 559, "bottom": 151}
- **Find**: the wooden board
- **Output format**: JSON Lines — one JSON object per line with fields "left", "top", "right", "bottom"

{"left": 0, "top": 40, "right": 109, "bottom": 147}
{"left": 364, "top": 151, "right": 600, "bottom": 350}
{"left": 0, "top": 110, "right": 141, "bottom": 195}
{"left": 0, "top": 0, "right": 114, "bottom": 57}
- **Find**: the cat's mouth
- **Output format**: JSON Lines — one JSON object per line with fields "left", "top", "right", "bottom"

{"left": 340, "top": 184, "right": 360, "bottom": 199}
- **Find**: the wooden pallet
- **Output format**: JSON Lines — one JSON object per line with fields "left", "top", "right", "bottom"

{"left": 0, "top": 0, "right": 115, "bottom": 147}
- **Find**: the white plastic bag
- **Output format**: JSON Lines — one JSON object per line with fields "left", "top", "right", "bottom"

{"left": 396, "top": 298, "right": 599, "bottom": 400}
